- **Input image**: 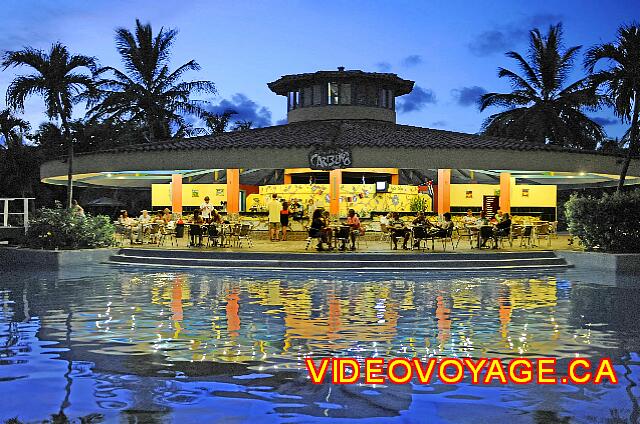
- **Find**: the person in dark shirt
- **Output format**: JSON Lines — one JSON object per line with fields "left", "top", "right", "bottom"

{"left": 309, "top": 209, "right": 327, "bottom": 251}
{"left": 491, "top": 213, "right": 512, "bottom": 248}
{"left": 390, "top": 212, "right": 410, "bottom": 250}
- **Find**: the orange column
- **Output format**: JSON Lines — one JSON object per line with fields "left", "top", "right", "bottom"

{"left": 329, "top": 169, "right": 342, "bottom": 216}
{"left": 391, "top": 169, "right": 399, "bottom": 185}
{"left": 171, "top": 174, "right": 183, "bottom": 215}
{"left": 283, "top": 172, "right": 292, "bottom": 184}
{"left": 226, "top": 168, "right": 240, "bottom": 213}
{"left": 437, "top": 169, "right": 451, "bottom": 214}
{"left": 499, "top": 172, "right": 511, "bottom": 214}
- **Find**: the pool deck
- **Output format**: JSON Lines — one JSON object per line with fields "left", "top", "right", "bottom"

{"left": 123, "top": 232, "right": 576, "bottom": 254}
{"left": 110, "top": 232, "right": 576, "bottom": 271}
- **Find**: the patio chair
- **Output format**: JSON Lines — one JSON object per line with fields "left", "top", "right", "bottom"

{"left": 228, "top": 223, "right": 242, "bottom": 247}
{"left": 188, "top": 224, "right": 203, "bottom": 247}
{"left": 411, "top": 226, "right": 430, "bottom": 251}
{"left": 158, "top": 224, "right": 177, "bottom": 247}
{"left": 236, "top": 224, "right": 254, "bottom": 248}
{"left": 431, "top": 227, "right": 455, "bottom": 251}
{"left": 206, "top": 224, "right": 221, "bottom": 247}
{"left": 379, "top": 223, "right": 391, "bottom": 242}
{"left": 114, "top": 223, "right": 131, "bottom": 246}
{"left": 335, "top": 225, "right": 351, "bottom": 251}
{"left": 354, "top": 225, "right": 369, "bottom": 249}
{"left": 549, "top": 221, "right": 559, "bottom": 239}
{"left": 478, "top": 226, "right": 494, "bottom": 249}
{"left": 304, "top": 226, "right": 325, "bottom": 250}
{"left": 519, "top": 225, "right": 533, "bottom": 247}
{"left": 147, "top": 223, "right": 160, "bottom": 244}
{"left": 535, "top": 223, "right": 552, "bottom": 247}
{"left": 457, "top": 226, "right": 477, "bottom": 249}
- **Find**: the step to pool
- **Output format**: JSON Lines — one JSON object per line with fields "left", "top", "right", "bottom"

{"left": 110, "top": 248, "right": 569, "bottom": 271}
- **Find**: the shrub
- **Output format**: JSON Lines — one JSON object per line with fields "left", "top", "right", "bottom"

{"left": 564, "top": 190, "right": 640, "bottom": 253}
{"left": 25, "top": 206, "right": 115, "bottom": 250}
{"left": 409, "top": 195, "right": 430, "bottom": 212}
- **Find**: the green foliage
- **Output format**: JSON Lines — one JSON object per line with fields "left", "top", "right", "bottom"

{"left": 565, "top": 190, "right": 640, "bottom": 253}
{"left": 480, "top": 23, "right": 604, "bottom": 149}
{"left": 409, "top": 195, "right": 430, "bottom": 212}
{"left": 25, "top": 206, "right": 115, "bottom": 250}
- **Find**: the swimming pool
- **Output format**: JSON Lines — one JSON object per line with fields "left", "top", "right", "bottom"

{"left": 0, "top": 266, "right": 638, "bottom": 423}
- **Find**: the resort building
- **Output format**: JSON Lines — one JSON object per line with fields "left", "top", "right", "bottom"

{"left": 40, "top": 68, "right": 640, "bottom": 224}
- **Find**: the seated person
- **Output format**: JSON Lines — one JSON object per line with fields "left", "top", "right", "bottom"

{"left": 309, "top": 209, "right": 328, "bottom": 251}
{"left": 136, "top": 210, "right": 153, "bottom": 242}
{"left": 411, "top": 211, "right": 433, "bottom": 248}
{"left": 389, "top": 212, "right": 410, "bottom": 250}
{"left": 462, "top": 209, "right": 476, "bottom": 225}
{"left": 342, "top": 209, "right": 363, "bottom": 251}
{"left": 162, "top": 208, "right": 173, "bottom": 225}
{"left": 210, "top": 208, "right": 223, "bottom": 224}
{"left": 428, "top": 212, "right": 454, "bottom": 238}
{"left": 321, "top": 210, "right": 333, "bottom": 248}
{"left": 491, "top": 213, "right": 512, "bottom": 248}
{"left": 153, "top": 211, "right": 165, "bottom": 224}
{"left": 189, "top": 210, "right": 205, "bottom": 246}
{"left": 476, "top": 210, "right": 489, "bottom": 226}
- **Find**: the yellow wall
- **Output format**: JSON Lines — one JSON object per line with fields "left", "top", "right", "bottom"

{"left": 253, "top": 183, "right": 430, "bottom": 217}
{"left": 450, "top": 184, "right": 556, "bottom": 208}
{"left": 510, "top": 184, "right": 556, "bottom": 207}
{"left": 152, "top": 184, "right": 227, "bottom": 207}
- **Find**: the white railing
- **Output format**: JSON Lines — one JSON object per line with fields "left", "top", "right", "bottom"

{"left": 1, "top": 198, "right": 35, "bottom": 231}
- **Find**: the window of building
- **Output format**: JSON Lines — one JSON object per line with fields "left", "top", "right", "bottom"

{"left": 303, "top": 87, "right": 312, "bottom": 107}
{"left": 313, "top": 85, "right": 322, "bottom": 105}
{"left": 328, "top": 82, "right": 339, "bottom": 105}
{"left": 340, "top": 84, "right": 351, "bottom": 105}
{"left": 380, "top": 89, "right": 387, "bottom": 109}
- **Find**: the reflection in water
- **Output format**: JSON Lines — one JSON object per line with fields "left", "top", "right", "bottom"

{"left": 0, "top": 268, "right": 639, "bottom": 422}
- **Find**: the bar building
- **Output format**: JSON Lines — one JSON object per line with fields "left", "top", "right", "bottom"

{"left": 41, "top": 68, "right": 640, "bottom": 222}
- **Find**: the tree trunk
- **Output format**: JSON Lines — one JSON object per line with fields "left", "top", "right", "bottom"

{"left": 617, "top": 91, "right": 640, "bottom": 191}
{"left": 59, "top": 111, "right": 73, "bottom": 209}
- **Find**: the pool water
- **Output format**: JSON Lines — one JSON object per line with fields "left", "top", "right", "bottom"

{"left": 0, "top": 266, "right": 639, "bottom": 423}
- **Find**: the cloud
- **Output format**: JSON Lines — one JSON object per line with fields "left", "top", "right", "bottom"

{"left": 275, "top": 118, "right": 287, "bottom": 126}
{"left": 431, "top": 121, "right": 447, "bottom": 127}
{"left": 591, "top": 116, "right": 618, "bottom": 126}
{"left": 396, "top": 85, "right": 436, "bottom": 113}
{"left": 451, "top": 86, "right": 488, "bottom": 107}
{"left": 375, "top": 61, "right": 392, "bottom": 72}
{"left": 401, "top": 55, "right": 423, "bottom": 67}
{"left": 206, "top": 93, "right": 272, "bottom": 128}
{"left": 469, "top": 13, "right": 563, "bottom": 56}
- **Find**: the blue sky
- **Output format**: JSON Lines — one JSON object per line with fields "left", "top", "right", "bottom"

{"left": 0, "top": 0, "right": 638, "bottom": 138}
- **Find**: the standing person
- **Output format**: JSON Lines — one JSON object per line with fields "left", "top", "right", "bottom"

{"left": 71, "top": 200, "right": 85, "bottom": 217}
{"left": 345, "top": 209, "right": 363, "bottom": 251}
{"left": 280, "top": 201, "right": 290, "bottom": 241}
{"left": 200, "top": 196, "right": 214, "bottom": 223}
{"left": 267, "top": 194, "right": 281, "bottom": 241}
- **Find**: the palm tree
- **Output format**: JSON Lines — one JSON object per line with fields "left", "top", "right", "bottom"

{"left": 480, "top": 24, "right": 604, "bottom": 150}
{"left": 585, "top": 24, "right": 640, "bottom": 190}
{"left": 91, "top": 19, "right": 216, "bottom": 141}
{"left": 2, "top": 43, "right": 96, "bottom": 208}
{"left": 204, "top": 109, "right": 237, "bottom": 134}
{"left": 0, "top": 108, "right": 30, "bottom": 149}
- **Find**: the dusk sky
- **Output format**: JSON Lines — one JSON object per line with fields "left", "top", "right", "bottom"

{"left": 1, "top": 0, "right": 638, "bottom": 139}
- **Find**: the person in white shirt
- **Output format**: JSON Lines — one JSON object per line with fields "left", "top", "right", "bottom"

{"left": 462, "top": 209, "right": 476, "bottom": 225}
{"left": 267, "top": 194, "right": 282, "bottom": 241}
{"left": 200, "top": 196, "right": 214, "bottom": 223}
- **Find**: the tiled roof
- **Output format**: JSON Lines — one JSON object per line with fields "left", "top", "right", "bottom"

{"left": 268, "top": 70, "right": 414, "bottom": 95}
{"left": 84, "top": 120, "right": 610, "bottom": 156}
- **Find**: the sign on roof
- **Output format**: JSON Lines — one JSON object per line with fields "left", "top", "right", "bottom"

{"left": 309, "top": 147, "right": 352, "bottom": 170}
